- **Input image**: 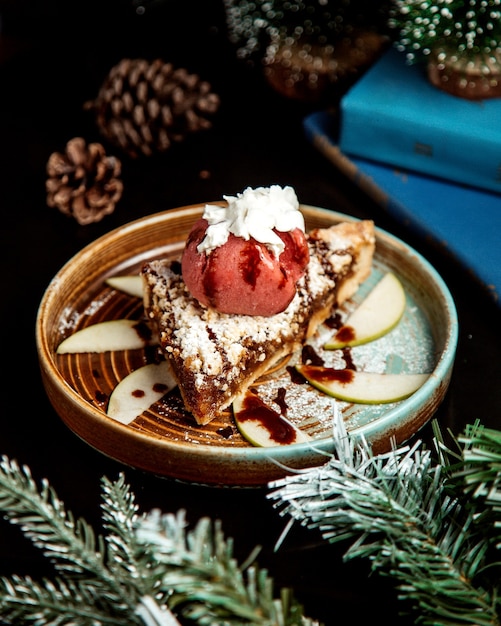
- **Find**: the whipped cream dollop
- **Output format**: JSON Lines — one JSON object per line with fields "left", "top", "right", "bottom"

{"left": 197, "top": 185, "right": 305, "bottom": 257}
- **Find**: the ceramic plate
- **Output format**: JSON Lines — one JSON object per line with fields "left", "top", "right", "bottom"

{"left": 36, "top": 204, "right": 458, "bottom": 486}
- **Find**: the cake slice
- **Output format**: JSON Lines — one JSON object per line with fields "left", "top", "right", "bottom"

{"left": 142, "top": 220, "right": 375, "bottom": 425}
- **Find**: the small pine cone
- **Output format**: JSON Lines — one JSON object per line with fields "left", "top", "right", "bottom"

{"left": 85, "top": 58, "right": 221, "bottom": 158}
{"left": 46, "top": 137, "right": 123, "bottom": 225}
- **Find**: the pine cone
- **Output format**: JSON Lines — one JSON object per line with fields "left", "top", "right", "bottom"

{"left": 46, "top": 137, "right": 123, "bottom": 225}
{"left": 85, "top": 58, "right": 221, "bottom": 158}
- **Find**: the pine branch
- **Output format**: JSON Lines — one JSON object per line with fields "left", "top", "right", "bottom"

{"left": 100, "top": 474, "right": 161, "bottom": 599}
{"left": 454, "top": 422, "right": 501, "bottom": 549}
{"left": 2, "top": 413, "right": 501, "bottom": 625}
{"left": 0, "top": 456, "right": 318, "bottom": 625}
{"left": 269, "top": 411, "right": 500, "bottom": 625}
{"left": 0, "top": 456, "right": 105, "bottom": 578}
{"left": 0, "top": 457, "right": 142, "bottom": 623}
{"left": 0, "top": 574, "right": 127, "bottom": 625}
{"left": 135, "top": 509, "right": 318, "bottom": 625}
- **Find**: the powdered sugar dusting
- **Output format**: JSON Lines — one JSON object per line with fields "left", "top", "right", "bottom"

{"left": 58, "top": 306, "right": 82, "bottom": 334}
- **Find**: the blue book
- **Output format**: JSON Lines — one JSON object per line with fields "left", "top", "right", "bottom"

{"left": 339, "top": 48, "right": 501, "bottom": 195}
{"left": 304, "top": 110, "right": 501, "bottom": 306}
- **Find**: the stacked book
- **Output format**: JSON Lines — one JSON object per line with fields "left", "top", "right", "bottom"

{"left": 304, "top": 48, "right": 501, "bottom": 305}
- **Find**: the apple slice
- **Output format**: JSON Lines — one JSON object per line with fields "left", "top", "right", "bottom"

{"left": 56, "top": 319, "right": 157, "bottom": 354}
{"left": 105, "top": 275, "right": 143, "bottom": 299}
{"left": 325, "top": 272, "right": 406, "bottom": 349}
{"left": 107, "top": 361, "right": 177, "bottom": 425}
{"left": 295, "top": 365, "right": 429, "bottom": 404}
{"left": 233, "top": 389, "right": 311, "bottom": 447}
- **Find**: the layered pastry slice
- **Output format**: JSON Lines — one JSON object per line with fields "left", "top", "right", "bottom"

{"left": 142, "top": 218, "right": 375, "bottom": 425}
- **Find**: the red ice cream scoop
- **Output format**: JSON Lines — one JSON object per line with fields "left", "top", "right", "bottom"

{"left": 182, "top": 218, "right": 310, "bottom": 316}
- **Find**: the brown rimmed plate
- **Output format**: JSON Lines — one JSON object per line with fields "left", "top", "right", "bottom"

{"left": 36, "top": 204, "right": 458, "bottom": 487}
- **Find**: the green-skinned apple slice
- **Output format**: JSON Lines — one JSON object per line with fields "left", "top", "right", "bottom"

{"left": 107, "top": 361, "right": 177, "bottom": 425}
{"left": 296, "top": 365, "right": 429, "bottom": 404}
{"left": 233, "top": 389, "right": 311, "bottom": 447}
{"left": 56, "top": 319, "right": 157, "bottom": 354}
{"left": 105, "top": 275, "right": 143, "bottom": 299}
{"left": 325, "top": 272, "right": 406, "bottom": 349}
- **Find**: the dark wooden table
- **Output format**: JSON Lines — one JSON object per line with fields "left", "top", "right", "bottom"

{"left": 0, "top": 2, "right": 500, "bottom": 623}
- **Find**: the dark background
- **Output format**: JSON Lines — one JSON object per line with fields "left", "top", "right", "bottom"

{"left": 0, "top": 1, "right": 500, "bottom": 624}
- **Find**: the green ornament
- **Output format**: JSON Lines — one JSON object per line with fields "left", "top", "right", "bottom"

{"left": 388, "top": 0, "right": 501, "bottom": 98}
